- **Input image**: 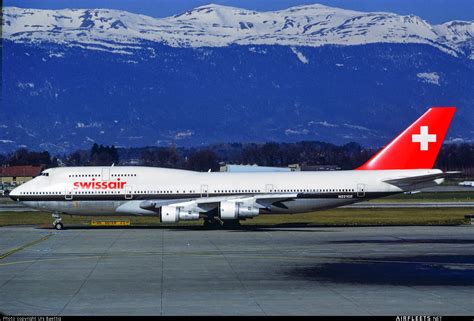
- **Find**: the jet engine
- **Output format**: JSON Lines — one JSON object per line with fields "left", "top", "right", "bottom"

{"left": 161, "top": 204, "right": 200, "bottom": 223}
{"left": 219, "top": 199, "right": 260, "bottom": 220}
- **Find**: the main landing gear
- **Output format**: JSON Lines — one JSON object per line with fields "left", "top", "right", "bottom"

{"left": 203, "top": 217, "right": 242, "bottom": 229}
{"left": 203, "top": 218, "right": 220, "bottom": 229}
{"left": 52, "top": 212, "right": 64, "bottom": 230}
{"left": 202, "top": 209, "right": 243, "bottom": 229}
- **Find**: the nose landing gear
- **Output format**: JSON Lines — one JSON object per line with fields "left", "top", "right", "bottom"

{"left": 52, "top": 212, "right": 64, "bottom": 230}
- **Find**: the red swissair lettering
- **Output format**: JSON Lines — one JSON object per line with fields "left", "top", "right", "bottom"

{"left": 73, "top": 178, "right": 126, "bottom": 190}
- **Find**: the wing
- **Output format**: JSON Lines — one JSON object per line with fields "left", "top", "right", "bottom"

{"left": 138, "top": 193, "right": 298, "bottom": 212}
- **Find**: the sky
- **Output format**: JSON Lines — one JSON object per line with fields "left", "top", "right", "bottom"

{"left": 4, "top": 0, "right": 474, "bottom": 24}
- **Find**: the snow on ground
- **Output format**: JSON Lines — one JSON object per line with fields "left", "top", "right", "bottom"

{"left": 291, "top": 47, "right": 309, "bottom": 64}
{"left": 417, "top": 72, "right": 440, "bottom": 85}
{"left": 308, "top": 121, "right": 339, "bottom": 128}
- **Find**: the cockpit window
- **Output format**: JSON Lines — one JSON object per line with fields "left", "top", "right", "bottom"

{"left": 41, "top": 172, "right": 49, "bottom": 176}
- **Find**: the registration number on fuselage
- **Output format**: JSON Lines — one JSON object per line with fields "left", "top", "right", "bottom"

{"left": 338, "top": 194, "right": 353, "bottom": 199}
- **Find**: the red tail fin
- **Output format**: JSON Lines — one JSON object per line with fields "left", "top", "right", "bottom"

{"left": 357, "top": 107, "right": 456, "bottom": 170}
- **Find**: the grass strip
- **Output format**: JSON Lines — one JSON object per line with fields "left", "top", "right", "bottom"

{"left": 0, "top": 208, "right": 472, "bottom": 227}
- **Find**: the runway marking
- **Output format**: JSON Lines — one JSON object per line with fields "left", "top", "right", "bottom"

{"left": 0, "top": 255, "right": 100, "bottom": 267}
{"left": 1, "top": 250, "right": 473, "bottom": 268}
{"left": 160, "top": 228, "right": 164, "bottom": 316}
{"left": 0, "top": 234, "right": 52, "bottom": 260}
{"left": 58, "top": 229, "right": 125, "bottom": 315}
{"left": 206, "top": 233, "right": 267, "bottom": 315}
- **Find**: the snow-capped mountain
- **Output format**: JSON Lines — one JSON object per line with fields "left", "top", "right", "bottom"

{"left": 1, "top": 4, "right": 473, "bottom": 153}
{"left": 3, "top": 4, "right": 474, "bottom": 58}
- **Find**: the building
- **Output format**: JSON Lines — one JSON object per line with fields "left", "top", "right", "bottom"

{"left": 219, "top": 163, "right": 341, "bottom": 172}
{"left": 0, "top": 165, "right": 45, "bottom": 186}
{"left": 300, "top": 165, "right": 341, "bottom": 171}
{"left": 219, "top": 164, "right": 300, "bottom": 172}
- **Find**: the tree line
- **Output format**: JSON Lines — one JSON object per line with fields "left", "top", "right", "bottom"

{"left": 0, "top": 142, "right": 473, "bottom": 177}
{"left": 0, "top": 143, "right": 119, "bottom": 168}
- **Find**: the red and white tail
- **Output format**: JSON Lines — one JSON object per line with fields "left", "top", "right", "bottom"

{"left": 357, "top": 107, "right": 456, "bottom": 170}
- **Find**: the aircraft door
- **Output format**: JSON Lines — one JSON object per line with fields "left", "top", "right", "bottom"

{"left": 265, "top": 184, "right": 273, "bottom": 193}
{"left": 101, "top": 168, "right": 110, "bottom": 181}
{"left": 65, "top": 189, "right": 73, "bottom": 201}
{"left": 357, "top": 184, "right": 365, "bottom": 197}
{"left": 200, "top": 185, "right": 208, "bottom": 197}
{"left": 125, "top": 186, "right": 133, "bottom": 200}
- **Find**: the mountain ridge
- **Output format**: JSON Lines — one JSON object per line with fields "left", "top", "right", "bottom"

{"left": 3, "top": 4, "right": 474, "bottom": 58}
{"left": 2, "top": 4, "right": 473, "bottom": 153}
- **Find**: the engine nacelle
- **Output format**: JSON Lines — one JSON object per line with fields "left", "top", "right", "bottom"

{"left": 161, "top": 205, "right": 200, "bottom": 223}
{"left": 220, "top": 200, "right": 260, "bottom": 220}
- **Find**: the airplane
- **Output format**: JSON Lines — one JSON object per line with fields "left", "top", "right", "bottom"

{"left": 10, "top": 107, "right": 458, "bottom": 230}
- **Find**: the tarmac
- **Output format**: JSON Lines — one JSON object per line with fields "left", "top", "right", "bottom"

{"left": 0, "top": 225, "right": 473, "bottom": 316}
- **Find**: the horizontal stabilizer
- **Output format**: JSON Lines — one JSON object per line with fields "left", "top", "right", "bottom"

{"left": 384, "top": 171, "right": 460, "bottom": 187}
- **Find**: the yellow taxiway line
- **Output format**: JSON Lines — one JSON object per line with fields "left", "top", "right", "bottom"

{"left": 0, "top": 234, "right": 52, "bottom": 260}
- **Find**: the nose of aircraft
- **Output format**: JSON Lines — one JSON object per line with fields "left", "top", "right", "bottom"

{"left": 9, "top": 186, "right": 20, "bottom": 201}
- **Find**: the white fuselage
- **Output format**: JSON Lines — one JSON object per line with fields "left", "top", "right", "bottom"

{"left": 9, "top": 166, "right": 442, "bottom": 218}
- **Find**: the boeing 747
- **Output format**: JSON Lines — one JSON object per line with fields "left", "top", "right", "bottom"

{"left": 10, "top": 107, "right": 457, "bottom": 229}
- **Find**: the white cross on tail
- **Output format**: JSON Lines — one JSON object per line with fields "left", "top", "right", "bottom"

{"left": 412, "top": 126, "right": 436, "bottom": 151}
